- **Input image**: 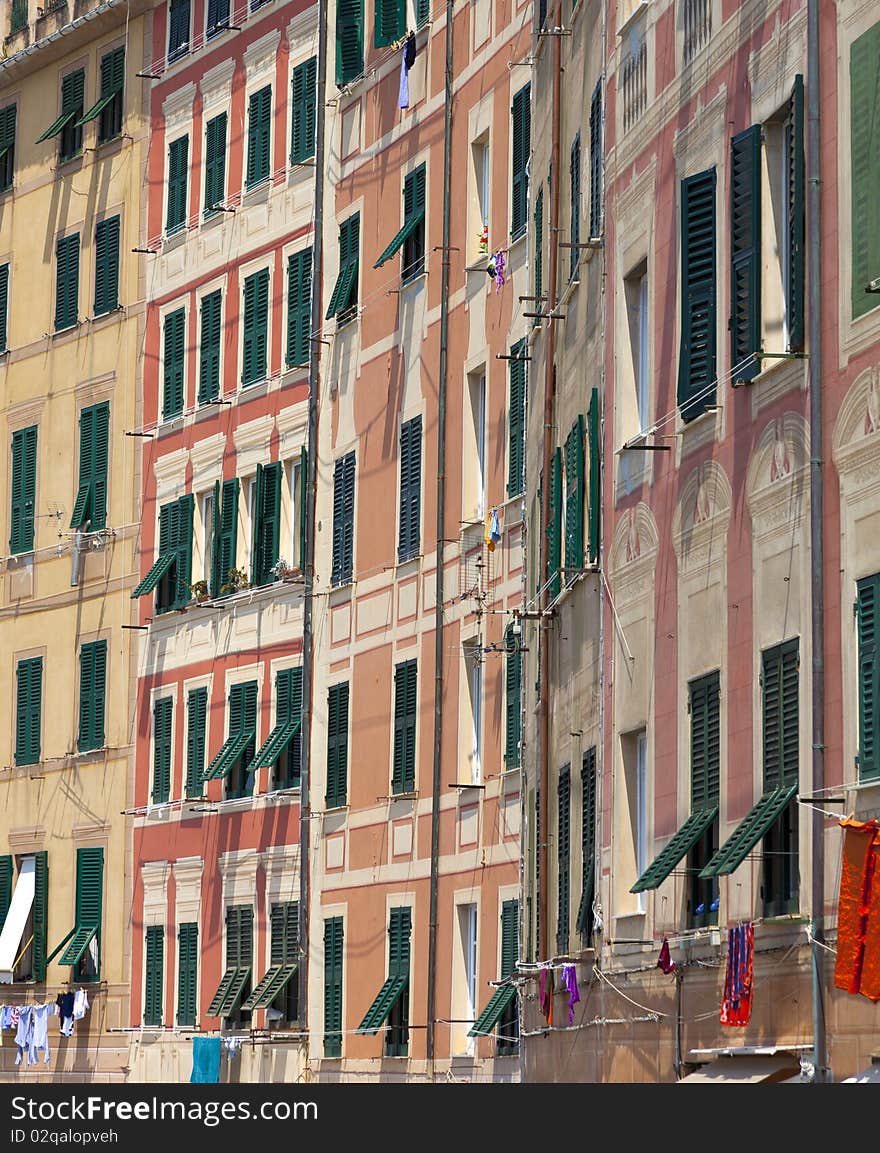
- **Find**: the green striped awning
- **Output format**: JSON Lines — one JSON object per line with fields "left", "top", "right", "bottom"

{"left": 468, "top": 984, "right": 516, "bottom": 1037}
{"left": 630, "top": 806, "right": 718, "bottom": 893}
{"left": 699, "top": 784, "right": 798, "bottom": 878}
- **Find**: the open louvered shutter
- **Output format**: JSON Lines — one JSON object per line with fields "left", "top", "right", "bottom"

{"left": 10, "top": 424, "right": 36, "bottom": 554}
{"left": 511, "top": 84, "right": 530, "bottom": 239}
{"left": 730, "top": 125, "right": 762, "bottom": 383}
{"left": 163, "top": 307, "right": 186, "bottom": 418}
{"left": 94, "top": 215, "right": 120, "bottom": 316}
{"left": 762, "top": 640, "right": 799, "bottom": 791}
{"left": 215, "top": 478, "right": 239, "bottom": 592}
{"left": 177, "top": 922, "right": 198, "bottom": 1026}
{"left": 533, "top": 189, "right": 543, "bottom": 326}
{"left": 690, "top": 672, "right": 720, "bottom": 810}
{"left": 287, "top": 247, "right": 312, "bottom": 367}
{"left": 504, "top": 627, "right": 521, "bottom": 768}
{"left": 569, "top": 133, "right": 581, "bottom": 280}
{"left": 850, "top": 26, "right": 880, "bottom": 321}
{"left": 787, "top": 76, "right": 805, "bottom": 350}
{"left": 589, "top": 80, "right": 603, "bottom": 238}
{"left": 507, "top": 340, "right": 527, "bottom": 496}
{"left": 204, "top": 112, "right": 227, "bottom": 215}
{"left": 291, "top": 57, "right": 317, "bottom": 164}
{"left": 858, "top": 576, "right": 880, "bottom": 782}
{"left": 0, "top": 262, "right": 8, "bottom": 351}
{"left": 556, "top": 767, "right": 571, "bottom": 953}
{"left": 678, "top": 169, "right": 717, "bottom": 421}
{"left": 260, "top": 461, "right": 282, "bottom": 584}
{"left": 186, "top": 687, "right": 207, "bottom": 796}
{"left": 546, "top": 446, "right": 562, "bottom": 599}
{"left": 166, "top": 135, "right": 189, "bottom": 233}
{"left": 174, "top": 493, "right": 194, "bottom": 606}
{"left": 58, "top": 846, "right": 103, "bottom": 965}
{"left": 564, "top": 416, "right": 585, "bottom": 578}
{"left": 33, "top": 851, "right": 48, "bottom": 981}
{"left": 501, "top": 899, "right": 518, "bottom": 980}
{"left": 324, "top": 917, "right": 344, "bottom": 1057}
{"left": 335, "top": 0, "right": 364, "bottom": 86}
{"left": 144, "top": 926, "right": 164, "bottom": 1026}
{"left": 152, "top": 696, "right": 173, "bottom": 804}
{"left": 199, "top": 289, "right": 222, "bottom": 402}
{"left": 0, "top": 106, "right": 15, "bottom": 192}
{"left": 0, "top": 856, "right": 11, "bottom": 931}
{"left": 247, "top": 86, "right": 272, "bottom": 187}
{"left": 374, "top": 0, "right": 404, "bottom": 46}
{"left": 586, "top": 388, "right": 600, "bottom": 563}
{"left": 577, "top": 748, "right": 596, "bottom": 938}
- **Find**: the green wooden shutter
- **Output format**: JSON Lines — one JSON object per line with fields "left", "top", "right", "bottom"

{"left": 144, "top": 925, "right": 164, "bottom": 1026}
{"left": 55, "top": 232, "right": 80, "bottom": 331}
{"left": 287, "top": 247, "right": 313, "bottom": 368}
{"left": 569, "top": 132, "right": 581, "bottom": 280}
{"left": 678, "top": 169, "right": 717, "bottom": 420}
{"left": 152, "top": 696, "right": 173, "bottom": 804}
{"left": 762, "top": 639, "right": 799, "bottom": 791}
{"left": 78, "top": 640, "right": 107, "bottom": 753}
{"left": 15, "top": 657, "right": 42, "bottom": 767}
{"left": 589, "top": 80, "right": 602, "bottom": 239}
{"left": 326, "top": 213, "right": 360, "bottom": 320}
{"left": 186, "top": 687, "right": 207, "bottom": 797}
{"left": 787, "top": 75, "right": 805, "bottom": 350}
{"left": 177, "top": 922, "right": 198, "bottom": 1026}
{"left": 249, "top": 464, "right": 264, "bottom": 587}
{"left": 511, "top": 84, "right": 530, "bottom": 239}
{"left": 75, "top": 845, "right": 103, "bottom": 942}
{"left": 398, "top": 415, "right": 422, "bottom": 562}
{"left": 198, "top": 289, "right": 222, "bottom": 403}
{"left": 0, "top": 856, "right": 10, "bottom": 932}
{"left": 577, "top": 748, "right": 596, "bottom": 940}
{"left": 168, "top": 0, "right": 191, "bottom": 60}
{"left": 94, "top": 215, "right": 120, "bottom": 316}
{"left": 507, "top": 340, "right": 527, "bottom": 496}
{"left": 336, "top": 0, "right": 364, "bottom": 86}
{"left": 59, "top": 69, "right": 84, "bottom": 160}
{"left": 533, "top": 188, "right": 543, "bottom": 327}
{"left": 33, "top": 851, "right": 48, "bottom": 981}
{"left": 0, "top": 261, "right": 9, "bottom": 350}
{"left": 586, "top": 387, "right": 600, "bottom": 563}
{"left": 174, "top": 493, "right": 194, "bottom": 607}
{"left": 299, "top": 445, "right": 308, "bottom": 567}
{"left": 10, "top": 424, "right": 37, "bottom": 554}
{"left": 500, "top": 899, "right": 518, "bottom": 980}
{"left": 214, "top": 477, "right": 239, "bottom": 594}
{"left": 252, "top": 461, "right": 282, "bottom": 585}
{"left": 851, "top": 25, "right": 880, "bottom": 320}
{"left": 564, "top": 416, "right": 585, "bottom": 579}
{"left": 374, "top": 0, "right": 404, "bottom": 46}
{"left": 546, "top": 446, "right": 562, "bottom": 599}
{"left": 388, "top": 906, "right": 411, "bottom": 980}
{"left": 163, "top": 307, "right": 186, "bottom": 418}
{"left": 730, "top": 124, "right": 762, "bottom": 383}
{"left": 504, "top": 627, "right": 521, "bottom": 768}
{"left": 858, "top": 576, "right": 880, "bottom": 782}
{"left": 332, "top": 452, "right": 355, "bottom": 585}
{"left": 242, "top": 268, "right": 269, "bottom": 385}
{"left": 556, "top": 766, "right": 571, "bottom": 953}
{"left": 275, "top": 666, "right": 304, "bottom": 785}
{"left": 166, "top": 135, "right": 189, "bottom": 234}
{"left": 246, "top": 86, "right": 272, "bottom": 188}
{"left": 326, "top": 682, "right": 349, "bottom": 808}
{"left": 96, "top": 46, "right": 124, "bottom": 143}
{"left": 88, "top": 402, "right": 109, "bottom": 531}
{"left": 290, "top": 57, "right": 317, "bottom": 164}
{"left": 323, "top": 916, "right": 344, "bottom": 1057}
{"left": 204, "top": 112, "right": 227, "bottom": 216}
{"left": 0, "top": 104, "right": 16, "bottom": 192}
{"left": 690, "top": 672, "right": 720, "bottom": 810}
{"left": 392, "top": 660, "right": 417, "bottom": 794}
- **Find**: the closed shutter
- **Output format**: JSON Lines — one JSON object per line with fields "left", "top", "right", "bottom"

{"left": 174, "top": 493, "right": 194, "bottom": 607}
{"left": 564, "top": 416, "right": 585, "bottom": 579}
{"left": 198, "top": 289, "right": 222, "bottom": 403}
{"left": 94, "top": 215, "right": 120, "bottom": 316}
{"left": 392, "top": 660, "right": 417, "bottom": 794}
{"left": 388, "top": 906, "right": 411, "bottom": 980}
{"left": 730, "top": 124, "right": 762, "bottom": 383}
{"left": 415, "top": 0, "right": 429, "bottom": 25}
{"left": 331, "top": 452, "right": 355, "bottom": 585}
{"left": 500, "top": 899, "right": 518, "bottom": 980}
{"left": 677, "top": 169, "right": 717, "bottom": 421}
{"left": 252, "top": 460, "right": 282, "bottom": 586}
{"left": 587, "top": 388, "right": 600, "bottom": 564}
{"left": 326, "top": 682, "right": 349, "bottom": 808}
{"left": 97, "top": 46, "right": 124, "bottom": 142}
{"left": 73, "top": 402, "right": 109, "bottom": 532}
{"left": 504, "top": 626, "right": 521, "bottom": 768}
{"left": 0, "top": 104, "right": 16, "bottom": 191}
{"left": 0, "top": 261, "right": 8, "bottom": 351}
{"left": 214, "top": 478, "right": 239, "bottom": 595}
{"left": 556, "top": 766, "right": 571, "bottom": 954}
{"left": 0, "top": 856, "right": 10, "bottom": 933}
{"left": 242, "top": 268, "right": 269, "bottom": 385}
{"left": 323, "top": 916, "right": 344, "bottom": 1057}
{"left": 75, "top": 846, "right": 103, "bottom": 938}
{"left": 152, "top": 696, "right": 173, "bottom": 804}
{"left": 374, "top": 0, "right": 404, "bottom": 46}
{"left": 786, "top": 75, "right": 805, "bottom": 350}
{"left": 569, "top": 133, "right": 581, "bottom": 281}
{"left": 511, "top": 84, "right": 530, "bottom": 239}
{"left": 177, "top": 922, "right": 198, "bottom": 1026}
{"left": 168, "top": 0, "right": 191, "bottom": 59}
{"left": 589, "top": 80, "right": 602, "bottom": 239}
{"left": 335, "top": 0, "right": 364, "bottom": 86}
{"left": 205, "top": 0, "right": 228, "bottom": 37}
{"left": 546, "top": 446, "right": 562, "bottom": 599}
{"left": 10, "top": 424, "right": 37, "bottom": 554}
{"left": 851, "top": 25, "right": 880, "bottom": 321}
{"left": 54, "top": 232, "right": 80, "bottom": 331}
{"left": 858, "top": 576, "right": 880, "bottom": 782}
{"left": 163, "top": 307, "right": 186, "bottom": 418}
{"left": 398, "top": 415, "right": 422, "bottom": 562}
{"left": 226, "top": 905, "right": 254, "bottom": 968}
{"left": 59, "top": 70, "right": 84, "bottom": 160}
{"left": 286, "top": 247, "right": 312, "bottom": 368}
{"left": 15, "top": 657, "right": 41, "bottom": 767}
{"left": 166, "top": 135, "right": 189, "bottom": 234}
{"left": 33, "top": 851, "right": 48, "bottom": 981}
{"left": 507, "top": 339, "right": 527, "bottom": 497}
{"left": 271, "top": 901, "right": 299, "bottom": 965}
{"left": 144, "top": 925, "right": 164, "bottom": 1026}
{"left": 577, "top": 748, "right": 597, "bottom": 940}
{"left": 533, "top": 188, "right": 543, "bottom": 327}
{"left": 290, "top": 58, "right": 317, "bottom": 164}
{"left": 78, "top": 640, "right": 107, "bottom": 753}
{"left": 762, "top": 639, "right": 799, "bottom": 791}
{"left": 204, "top": 112, "right": 227, "bottom": 217}
{"left": 246, "top": 86, "right": 272, "bottom": 188}
{"left": 690, "top": 672, "right": 720, "bottom": 810}
{"left": 185, "top": 687, "right": 207, "bottom": 797}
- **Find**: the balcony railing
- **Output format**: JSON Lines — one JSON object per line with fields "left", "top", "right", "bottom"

{"left": 621, "top": 37, "right": 647, "bottom": 134}
{"left": 683, "top": 0, "right": 712, "bottom": 63}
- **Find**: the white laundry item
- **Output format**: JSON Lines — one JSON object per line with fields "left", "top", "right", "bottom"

{"left": 32, "top": 1004, "right": 51, "bottom": 1065}
{"left": 14, "top": 1004, "right": 34, "bottom": 1066}
{"left": 72, "top": 989, "right": 89, "bottom": 1020}
{"left": 224, "top": 1036, "right": 241, "bottom": 1058}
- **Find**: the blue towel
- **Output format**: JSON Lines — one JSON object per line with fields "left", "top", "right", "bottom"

{"left": 190, "top": 1036, "right": 221, "bottom": 1083}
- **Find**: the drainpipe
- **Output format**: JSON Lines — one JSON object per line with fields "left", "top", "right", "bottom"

{"left": 426, "top": 0, "right": 455, "bottom": 1068}
{"left": 806, "top": 0, "right": 827, "bottom": 1084}
{"left": 298, "top": 0, "right": 328, "bottom": 1064}
{"left": 537, "top": 2, "right": 562, "bottom": 965}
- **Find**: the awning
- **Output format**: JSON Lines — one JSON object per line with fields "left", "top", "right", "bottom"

{"left": 241, "top": 963, "right": 298, "bottom": 1011}
{"left": 247, "top": 717, "right": 301, "bottom": 774}
{"left": 699, "top": 784, "right": 798, "bottom": 877}
{"left": 679, "top": 1053, "right": 801, "bottom": 1084}
{"left": 325, "top": 260, "right": 358, "bottom": 319}
{"left": 206, "top": 966, "right": 251, "bottom": 1016}
{"left": 0, "top": 857, "right": 35, "bottom": 981}
{"left": 631, "top": 806, "right": 718, "bottom": 893}
{"left": 355, "top": 975, "right": 407, "bottom": 1034}
{"left": 131, "top": 552, "right": 175, "bottom": 598}
{"left": 468, "top": 984, "right": 516, "bottom": 1037}
{"left": 202, "top": 729, "right": 255, "bottom": 781}
{"left": 373, "top": 211, "right": 425, "bottom": 268}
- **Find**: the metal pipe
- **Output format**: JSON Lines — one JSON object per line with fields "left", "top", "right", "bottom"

{"left": 426, "top": 0, "right": 455, "bottom": 1067}
{"left": 537, "top": 3, "right": 563, "bottom": 964}
{"left": 806, "top": 0, "right": 827, "bottom": 1084}
{"left": 298, "top": 0, "right": 329, "bottom": 1058}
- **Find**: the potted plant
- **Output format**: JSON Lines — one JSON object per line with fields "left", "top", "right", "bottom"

{"left": 219, "top": 567, "right": 250, "bottom": 595}
{"left": 190, "top": 579, "right": 209, "bottom": 603}
{"left": 270, "top": 557, "right": 296, "bottom": 580}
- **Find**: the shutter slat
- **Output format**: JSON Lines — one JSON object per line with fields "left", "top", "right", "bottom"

{"left": 556, "top": 767, "right": 571, "bottom": 953}
{"left": 677, "top": 169, "right": 717, "bottom": 421}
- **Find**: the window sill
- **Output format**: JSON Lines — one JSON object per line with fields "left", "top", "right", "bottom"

{"left": 56, "top": 152, "right": 84, "bottom": 174}
{"left": 401, "top": 268, "right": 426, "bottom": 290}
{"left": 323, "top": 803, "right": 349, "bottom": 815}
{"left": 162, "top": 228, "right": 187, "bottom": 253}
{"left": 242, "top": 180, "right": 271, "bottom": 206}
{"left": 95, "top": 135, "right": 125, "bottom": 161}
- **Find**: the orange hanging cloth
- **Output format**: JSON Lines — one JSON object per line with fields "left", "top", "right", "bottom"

{"left": 834, "top": 819, "right": 879, "bottom": 995}
{"left": 857, "top": 824, "right": 880, "bottom": 1001}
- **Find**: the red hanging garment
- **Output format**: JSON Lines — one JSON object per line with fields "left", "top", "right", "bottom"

{"left": 720, "top": 921, "right": 754, "bottom": 1026}
{"left": 833, "top": 819, "right": 879, "bottom": 995}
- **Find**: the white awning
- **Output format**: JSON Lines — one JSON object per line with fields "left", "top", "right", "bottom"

{"left": 0, "top": 856, "right": 35, "bottom": 981}
{"left": 678, "top": 1053, "right": 801, "bottom": 1084}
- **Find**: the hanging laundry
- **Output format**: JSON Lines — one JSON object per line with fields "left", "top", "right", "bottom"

{"left": 224, "top": 1036, "right": 242, "bottom": 1059}
{"left": 32, "top": 1004, "right": 51, "bottom": 1065}
{"left": 398, "top": 31, "right": 418, "bottom": 110}
{"left": 720, "top": 921, "right": 754, "bottom": 1027}
{"left": 14, "top": 1004, "right": 34, "bottom": 1066}
{"left": 560, "top": 963, "right": 580, "bottom": 1025}
{"left": 834, "top": 819, "right": 879, "bottom": 998}
{"left": 56, "top": 991, "right": 75, "bottom": 1037}
{"left": 191, "top": 1035, "right": 221, "bottom": 1083}
{"left": 485, "top": 508, "right": 501, "bottom": 552}
{"left": 492, "top": 249, "right": 506, "bottom": 294}
{"left": 656, "top": 937, "right": 675, "bottom": 975}
{"left": 538, "top": 967, "right": 554, "bottom": 1025}
{"left": 72, "top": 987, "right": 89, "bottom": 1021}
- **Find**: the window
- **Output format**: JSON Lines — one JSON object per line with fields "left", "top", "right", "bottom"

{"left": 374, "top": 0, "right": 405, "bottom": 46}
{"left": 212, "top": 477, "right": 239, "bottom": 596}
{"left": 470, "top": 899, "right": 518, "bottom": 1054}
{"left": 504, "top": 626, "right": 522, "bottom": 772}
{"left": 199, "top": 290, "right": 222, "bottom": 403}
{"left": 162, "top": 307, "right": 186, "bottom": 418}
{"left": 618, "top": 729, "right": 647, "bottom": 913}
{"left": 286, "top": 247, "right": 312, "bottom": 368}
{"left": 587, "top": 388, "right": 600, "bottom": 563}
{"left": 507, "top": 339, "right": 527, "bottom": 497}
{"left": 94, "top": 216, "right": 120, "bottom": 316}
{"left": 10, "top": 424, "right": 36, "bottom": 554}
{"left": 242, "top": 268, "right": 269, "bottom": 385}
{"left": 197, "top": 488, "right": 214, "bottom": 583}
{"left": 356, "top": 906, "right": 411, "bottom": 1057}
{"left": 323, "top": 916, "right": 344, "bottom": 1058}
{"left": 51, "top": 846, "right": 103, "bottom": 981}
{"left": 569, "top": 133, "right": 581, "bottom": 281}
{"left": 326, "top": 682, "right": 350, "bottom": 808}
{"left": 144, "top": 926, "right": 164, "bottom": 1026}
{"left": 688, "top": 673, "right": 720, "bottom": 927}
{"left": 250, "top": 665, "right": 303, "bottom": 790}
{"left": 290, "top": 57, "right": 317, "bottom": 164}
{"left": 510, "top": 83, "right": 530, "bottom": 239}
{"left": 556, "top": 765, "right": 571, "bottom": 954}
{"left": 471, "top": 134, "right": 490, "bottom": 260}
{"left": 242, "top": 902, "right": 299, "bottom": 1021}
{"left": 177, "top": 922, "right": 198, "bottom": 1026}
{"left": 392, "top": 660, "right": 417, "bottom": 794}
{"left": 331, "top": 451, "right": 355, "bottom": 585}
{"left": 455, "top": 903, "right": 477, "bottom": 1056}
{"left": 59, "top": 70, "right": 85, "bottom": 161}
{"left": 677, "top": 168, "right": 717, "bottom": 421}
{"left": 287, "top": 449, "right": 307, "bottom": 570}
{"left": 0, "top": 104, "right": 16, "bottom": 192}
{"left": 589, "top": 80, "right": 603, "bottom": 240}
{"left": 563, "top": 416, "right": 585, "bottom": 582}
{"left": 131, "top": 494, "right": 194, "bottom": 612}
{"left": 185, "top": 686, "right": 207, "bottom": 798}
{"left": 546, "top": 445, "right": 562, "bottom": 599}
{"left": 166, "top": 135, "right": 189, "bottom": 235}
{"left": 78, "top": 640, "right": 107, "bottom": 753}
{"left": 246, "top": 86, "right": 272, "bottom": 189}
{"left": 77, "top": 46, "right": 124, "bottom": 144}
{"left": 206, "top": 0, "right": 229, "bottom": 39}
{"left": 533, "top": 186, "right": 543, "bottom": 325}
{"left": 464, "top": 370, "right": 486, "bottom": 521}
{"left": 0, "top": 262, "right": 7, "bottom": 352}
{"left": 398, "top": 415, "right": 421, "bottom": 562}
{"left": 858, "top": 574, "right": 880, "bottom": 782}
{"left": 15, "top": 656, "right": 42, "bottom": 766}
{"left": 619, "top": 264, "right": 649, "bottom": 492}
{"left": 374, "top": 164, "right": 426, "bottom": 283}
{"left": 168, "top": 0, "right": 191, "bottom": 62}
{"left": 335, "top": 0, "right": 363, "bottom": 86}
{"left": 326, "top": 213, "right": 360, "bottom": 324}
{"left": 851, "top": 25, "right": 880, "bottom": 320}
{"left": 207, "top": 905, "right": 253, "bottom": 1023}
{"left": 463, "top": 642, "right": 482, "bottom": 785}
{"left": 204, "top": 112, "right": 227, "bottom": 218}
{"left": 70, "top": 402, "right": 109, "bottom": 532}
{"left": 249, "top": 461, "right": 282, "bottom": 586}
{"left": 54, "top": 232, "right": 80, "bottom": 332}
{"left": 204, "top": 681, "right": 258, "bottom": 800}
{"left": 577, "top": 747, "right": 597, "bottom": 944}
{"left": 0, "top": 853, "right": 48, "bottom": 982}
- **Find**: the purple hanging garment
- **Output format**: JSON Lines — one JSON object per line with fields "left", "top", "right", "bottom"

{"left": 561, "top": 963, "right": 580, "bottom": 1024}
